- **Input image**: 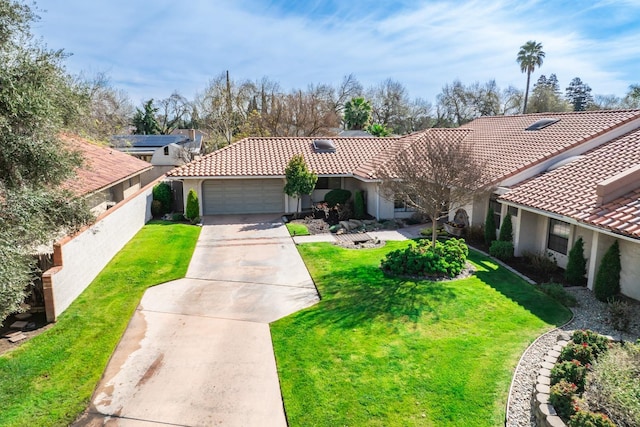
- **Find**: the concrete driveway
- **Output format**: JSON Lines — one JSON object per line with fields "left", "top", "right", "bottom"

{"left": 75, "top": 214, "right": 319, "bottom": 427}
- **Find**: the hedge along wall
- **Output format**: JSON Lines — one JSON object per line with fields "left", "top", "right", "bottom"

{"left": 42, "top": 179, "right": 157, "bottom": 322}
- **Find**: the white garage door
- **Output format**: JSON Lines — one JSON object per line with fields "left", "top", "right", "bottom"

{"left": 202, "top": 179, "right": 284, "bottom": 214}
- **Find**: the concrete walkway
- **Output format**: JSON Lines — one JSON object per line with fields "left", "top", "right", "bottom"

{"left": 292, "top": 223, "right": 426, "bottom": 244}
{"left": 75, "top": 214, "right": 319, "bottom": 427}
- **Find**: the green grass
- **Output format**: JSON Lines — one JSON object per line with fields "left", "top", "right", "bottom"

{"left": 286, "top": 222, "right": 310, "bottom": 236}
{"left": 271, "top": 241, "right": 572, "bottom": 427}
{"left": 0, "top": 221, "right": 200, "bottom": 427}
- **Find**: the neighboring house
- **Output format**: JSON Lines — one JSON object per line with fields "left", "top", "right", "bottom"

{"left": 111, "top": 129, "right": 203, "bottom": 184}
{"left": 61, "top": 134, "right": 153, "bottom": 215}
{"left": 167, "top": 109, "right": 640, "bottom": 300}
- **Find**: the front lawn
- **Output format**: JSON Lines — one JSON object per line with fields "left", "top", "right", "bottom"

{"left": 0, "top": 221, "right": 200, "bottom": 427}
{"left": 286, "top": 222, "right": 310, "bottom": 236}
{"left": 271, "top": 241, "right": 571, "bottom": 427}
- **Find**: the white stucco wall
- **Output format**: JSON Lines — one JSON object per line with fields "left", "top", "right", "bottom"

{"left": 181, "top": 179, "right": 203, "bottom": 215}
{"left": 43, "top": 183, "right": 154, "bottom": 321}
{"left": 619, "top": 238, "right": 640, "bottom": 301}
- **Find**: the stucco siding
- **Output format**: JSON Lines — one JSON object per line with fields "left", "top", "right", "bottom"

{"left": 43, "top": 183, "right": 154, "bottom": 321}
{"left": 618, "top": 239, "right": 640, "bottom": 301}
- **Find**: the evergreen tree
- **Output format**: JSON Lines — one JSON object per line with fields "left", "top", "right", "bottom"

{"left": 565, "top": 77, "right": 594, "bottom": 112}
{"left": 132, "top": 99, "right": 161, "bottom": 134}
{"left": 593, "top": 241, "right": 621, "bottom": 302}
{"left": 186, "top": 189, "right": 200, "bottom": 223}
{"left": 284, "top": 155, "right": 318, "bottom": 217}
{"left": 484, "top": 207, "right": 496, "bottom": 246}
{"left": 499, "top": 212, "right": 513, "bottom": 242}
{"left": 565, "top": 237, "right": 587, "bottom": 286}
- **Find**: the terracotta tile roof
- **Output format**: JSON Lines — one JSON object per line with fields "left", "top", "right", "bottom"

{"left": 461, "top": 109, "right": 640, "bottom": 184}
{"left": 60, "top": 134, "right": 152, "bottom": 197}
{"left": 500, "top": 128, "right": 640, "bottom": 238}
{"left": 167, "top": 136, "right": 399, "bottom": 178}
{"left": 354, "top": 128, "right": 474, "bottom": 179}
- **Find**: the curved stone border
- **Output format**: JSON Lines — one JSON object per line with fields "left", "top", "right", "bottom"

{"left": 533, "top": 332, "right": 571, "bottom": 427}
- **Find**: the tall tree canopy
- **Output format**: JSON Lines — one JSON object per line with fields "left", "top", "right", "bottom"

{"left": 517, "top": 40, "right": 545, "bottom": 114}
{"left": 0, "top": 0, "right": 92, "bottom": 324}
{"left": 565, "top": 77, "right": 594, "bottom": 111}
{"left": 528, "top": 74, "right": 568, "bottom": 113}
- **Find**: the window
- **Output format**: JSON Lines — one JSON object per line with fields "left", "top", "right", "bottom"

{"left": 547, "top": 219, "right": 570, "bottom": 254}
{"left": 508, "top": 206, "right": 518, "bottom": 217}
{"left": 525, "top": 118, "right": 560, "bottom": 131}
{"left": 315, "top": 177, "right": 341, "bottom": 190}
{"left": 394, "top": 195, "right": 416, "bottom": 212}
{"left": 489, "top": 197, "right": 501, "bottom": 228}
{"left": 163, "top": 146, "right": 169, "bottom": 156}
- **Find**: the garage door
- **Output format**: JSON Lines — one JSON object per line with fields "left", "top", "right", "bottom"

{"left": 202, "top": 179, "right": 284, "bottom": 214}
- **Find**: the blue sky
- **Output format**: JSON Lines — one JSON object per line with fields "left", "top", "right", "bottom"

{"left": 33, "top": 0, "right": 640, "bottom": 105}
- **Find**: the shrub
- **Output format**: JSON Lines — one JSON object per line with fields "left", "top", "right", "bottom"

{"left": 584, "top": 342, "right": 640, "bottom": 427}
{"left": 151, "top": 200, "right": 163, "bottom": 217}
{"left": 608, "top": 298, "right": 631, "bottom": 332}
{"left": 171, "top": 213, "right": 185, "bottom": 221}
{"left": 465, "top": 224, "right": 484, "bottom": 244}
{"left": 540, "top": 283, "right": 578, "bottom": 307}
{"left": 565, "top": 237, "right": 587, "bottom": 285}
{"left": 498, "top": 212, "right": 513, "bottom": 242}
{"left": 354, "top": 190, "right": 365, "bottom": 219}
{"left": 489, "top": 240, "right": 514, "bottom": 260}
{"left": 381, "top": 238, "right": 468, "bottom": 278}
{"left": 551, "top": 360, "right": 588, "bottom": 392}
{"left": 571, "top": 330, "right": 610, "bottom": 356}
{"left": 593, "top": 241, "right": 621, "bottom": 302}
{"left": 560, "top": 342, "right": 595, "bottom": 365}
{"left": 550, "top": 379, "right": 578, "bottom": 419}
{"left": 484, "top": 207, "right": 496, "bottom": 245}
{"left": 523, "top": 250, "right": 558, "bottom": 281}
{"left": 185, "top": 189, "right": 200, "bottom": 223}
{"left": 324, "top": 189, "right": 351, "bottom": 207}
{"left": 152, "top": 182, "right": 173, "bottom": 214}
{"left": 569, "top": 410, "right": 616, "bottom": 427}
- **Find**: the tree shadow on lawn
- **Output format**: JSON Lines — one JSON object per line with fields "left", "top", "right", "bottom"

{"left": 300, "top": 264, "right": 457, "bottom": 329}
{"left": 469, "top": 252, "right": 571, "bottom": 326}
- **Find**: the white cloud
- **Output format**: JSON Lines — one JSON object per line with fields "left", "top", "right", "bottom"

{"left": 33, "top": 0, "right": 640, "bottom": 104}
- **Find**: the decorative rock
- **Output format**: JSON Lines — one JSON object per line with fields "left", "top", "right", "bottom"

{"left": 536, "top": 383, "right": 550, "bottom": 394}
{"left": 537, "top": 375, "right": 550, "bottom": 385}
{"left": 547, "top": 415, "right": 567, "bottom": 427}
{"left": 552, "top": 345, "right": 563, "bottom": 352}
{"left": 539, "top": 368, "right": 552, "bottom": 377}
{"left": 349, "top": 219, "right": 363, "bottom": 227}
{"left": 539, "top": 403, "right": 557, "bottom": 417}
{"left": 557, "top": 340, "right": 568, "bottom": 347}
{"left": 544, "top": 355, "right": 558, "bottom": 364}
{"left": 540, "top": 361, "right": 555, "bottom": 370}
{"left": 339, "top": 221, "right": 352, "bottom": 231}
{"left": 548, "top": 349, "right": 561, "bottom": 358}
{"left": 535, "top": 393, "right": 549, "bottom": 405}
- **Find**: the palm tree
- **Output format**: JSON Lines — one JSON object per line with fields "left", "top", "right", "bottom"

{"left": 344, "top": 97, "right": 372, "bottom": 130}
{"left": 517, "top": 41, "right": 545, "bottom": 114}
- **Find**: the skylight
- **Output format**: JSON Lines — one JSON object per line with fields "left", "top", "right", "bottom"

{"left": 313, "top": 139, "right": 336, "bottom": 153}
{"left": 525, "top": 118, "right": 560, "bottom": 131}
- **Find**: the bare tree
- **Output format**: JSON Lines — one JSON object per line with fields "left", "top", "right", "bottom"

{"left": 155, "top": 91, "right": 191, "bottom": 134}
{"left": 377, "top": 129, "right": 491, "bottom": 246}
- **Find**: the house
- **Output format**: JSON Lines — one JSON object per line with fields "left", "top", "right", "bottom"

{"left": 111, "top": 129, "right": 204, "bottom": 184}
{"left": 167, "top": 109, "right": 640, "bottom": 300}
{"left": 61, "top": 134, "right": 153, "bottom": 215}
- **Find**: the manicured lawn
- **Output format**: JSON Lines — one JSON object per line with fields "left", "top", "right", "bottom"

{"left": 0, "top": 221, "right": 200, "bottom": 427}
{"left": 286, "top": 222, "right": 310, "bottom": 236}
{"left": 271, "top": 241, "right": 571, "bottom": 427}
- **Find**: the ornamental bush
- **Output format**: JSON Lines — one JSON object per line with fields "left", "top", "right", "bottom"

{"left": 551, "top": 360, "right": 588, "bottom": 392}
{"left": 594, "top": 241, "right": 621, "bottom": 302}
{"left": 565, "top": 237, "right": 587, "bottom": 286}
{"left": 325, "top": 189, "right": 351, "bottom": 207}
{"left": 489, "top": 240, "right": 514, "bottom": 260}
{"left": 381, "top": 238, "right": 468, "bottom": 278}
{"left": 152, "top": 182, "right": 173, "bottom": 214}
{"left": 498, "top": 212, "right": 513, "bottom": 242}
{"left": 560, "top": 342, "right": 595, "bottom": 366}
{"left": 151, "top": 200, "right": 163, "bottom": 218}
{"left": 550, "top": 379, "right": 578, "bottom": 420}
{"left": 484, "top": 207, "right": 496, "bottom": 245}
{"left": 185, "top": 189, "right": 200, "bottom": 224}
{"left": 569, "top": 410, "right": 615, "bottom": 427}
{"left": 571, "top": 330, "right": 610, "bottom": 356}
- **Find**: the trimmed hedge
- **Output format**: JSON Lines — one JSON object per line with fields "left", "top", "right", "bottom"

{"left": 565, "top": 237, "right": 587, "bottom": 285}
{"left": 325, "top": 189, "right": 351, "bottom": 207}
{"left": 594, "top": 241, "right": 621, "bottom": 302}
{"left": 152, "top": 182, "right": 173, "bottom": 214}
{"left": 484, "top": 207, "right": 496, "bottom": 245}
{"left": 489, "top": 240, "right": 514, "bottom": 260}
